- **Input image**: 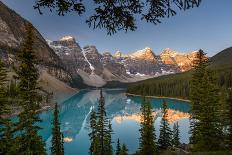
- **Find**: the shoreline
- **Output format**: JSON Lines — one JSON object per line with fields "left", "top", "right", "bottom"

{"left": 125, "top": 93, "right": 190, "bottom": 102}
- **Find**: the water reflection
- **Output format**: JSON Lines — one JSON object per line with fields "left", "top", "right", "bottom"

{"left": 113, "top": 109, "right": 190, "bottom": 124}
{"left": 39, "top": 89, "right": 190, "bottom": 155}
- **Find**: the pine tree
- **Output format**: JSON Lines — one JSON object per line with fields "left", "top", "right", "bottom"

{"left": 120, "top": 144, "right": 128, "bottom": 155}
{"left": 139, "top": 97, "right": 158, "bottom": 155}
{"left": 14, "top": 23, "right": 46, "bottom": 154}
{"left": 189, "top": 49, "right": 208, "bottom": 145}
{"left": 0, "top": 59, "right": 15, "bottom": 154}
{"left": 195, "top": 70, "right": 222, "bottom": 151}
{"left": 89, "top": 110, "right": 99, "bottom": 155}
{"left": 105, "top": 120, "right": 113, "bottom": 155}
{"left": 172, "top": 122, "right": 180, "bottom": 148}
{"left": 189, "top": 50, "right": 222, "bottom": 151}
{"left": 89, "top": 90, "right": 113, "bottom": 155}
{"left": 116, "top": 138, "right": 121, "bottom": 155}
{"left": 158, "top": 100, "right": 172, "bottom": 150}
{"left": 51, "top": 103, "right": 64, "bottom": 155}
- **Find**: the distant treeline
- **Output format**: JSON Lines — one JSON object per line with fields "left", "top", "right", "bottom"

{"left": 127, "top": 67, "right": 232, "bottom": 99}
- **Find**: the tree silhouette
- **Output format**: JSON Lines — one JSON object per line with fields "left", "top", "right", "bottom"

{"left": 14, "top": 23, "right": 46, "bottom": 154}
{"left": 51, "top": 103, "right": 64, "bottom": 155}
{"left": 158, "top": 100, "right": 172, "bottom": 150}
{"left": 139, "top": 97, "right": 158, "bottom": 154}
{"left": 116, "top": 138, "right": 121, "bottom": 155}
{"left": 33, "top": 0, "right": 201, "bottom": 35}
{"left": 172, "top": 122, "right": 180, "bottom": 147}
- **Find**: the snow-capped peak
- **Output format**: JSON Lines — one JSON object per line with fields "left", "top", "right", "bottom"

{"left": 60, "top": 36, "right": 75, "bottom": 41}
{"left": 130, "top": 47, "right": 156, "bottom": 61}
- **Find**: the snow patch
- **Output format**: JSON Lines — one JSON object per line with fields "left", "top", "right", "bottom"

{"left": 82, "top": 50, "right": 95, "bottom": 74}
{"left": 135, "top": 72, "right": 146, "bottom": 76}
{"left": 60, "top": 36, "right": 74, "bottom": 41}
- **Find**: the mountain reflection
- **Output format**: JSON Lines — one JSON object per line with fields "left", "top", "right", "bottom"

{"left": 55, "top": 89, "right": 189, "bottom": 140}
{"left": 113, "top": 109, "right": 190, "bottom": 124}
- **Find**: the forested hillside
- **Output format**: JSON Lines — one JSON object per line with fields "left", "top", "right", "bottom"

{"left": 127, "top": 47, "right": 232, "bottom": 99}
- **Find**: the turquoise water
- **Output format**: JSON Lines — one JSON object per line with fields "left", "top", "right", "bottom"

{"left": 38, "top": 89, "right": 190, "bottom": 155}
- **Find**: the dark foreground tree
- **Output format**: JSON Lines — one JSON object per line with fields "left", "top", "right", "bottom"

{"left": 158, "top": 100, "right": 172, "bottom": 150}
{"left": 139, "top": 97, "right": 158, "bottom": 155}
{"left": 89, "top": 110, "right": 99, "bottom": 155}
{"left": 116, "top": 138, "right": 121, "bottom": 155}
{"left": 51, "top": 103, "right": 64, "bottom": 155}
{"left": 97, "top": 90, "right": 109, "bottom": 155}
{"left": 105, "top": 120, "right": 113, "bottom": 155}
{"left": 89, "top": 89, "right": 113, "bottom": 155}
{"left": 14, "top": 23, "right": 46, "bottom": 154}
{"left": 189, "top": 49, "right": 208, "bottom": 145}
{"left": 33, "top": 0, "right": 201, "bottom": 35}
{"left": 0, "top": 60, "right": 15, "bottom": 154}
{"left": 172, "top": 122, "right": 180, "bottom": 147}
{"left": 190, "top": 50, "right": 222, "bottom": 151}
{"left": 121, "top": 144, "right": 128, "bottom": 155}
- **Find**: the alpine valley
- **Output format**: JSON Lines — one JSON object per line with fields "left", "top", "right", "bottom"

{"left": 0, "top": 1, "right": 200, "bottom": 99}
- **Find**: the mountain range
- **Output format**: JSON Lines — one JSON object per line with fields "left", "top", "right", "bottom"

{"left": 0, "top": 1, "right": 202, "bottom": 96}
{"left": 47, "top": 36, "right": 199, "bottom": 87}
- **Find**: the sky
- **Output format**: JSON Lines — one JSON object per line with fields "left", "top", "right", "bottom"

{"left": 1, "top": 0, "right": 232, "bottom": 56}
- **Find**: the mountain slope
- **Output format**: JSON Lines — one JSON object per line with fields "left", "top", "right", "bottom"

{"left": 210, "top": 47, "right": 232, "bottom": 69}
{"left": 0, "top": 1, "right": 63, "bottom": 67}
{"left": 0, "top": 1, "right": 77, "bottom": 101}
{"left": 127, "top": 47, "right": 232, "bottom": 99}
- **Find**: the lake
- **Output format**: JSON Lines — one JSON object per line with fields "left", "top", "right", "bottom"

{"left": 38, "top": 89, "right": 191, "bottom": 155}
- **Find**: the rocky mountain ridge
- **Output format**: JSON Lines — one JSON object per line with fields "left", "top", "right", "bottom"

{"left": 48, "top": 36, "right": 199, "bottom": 87}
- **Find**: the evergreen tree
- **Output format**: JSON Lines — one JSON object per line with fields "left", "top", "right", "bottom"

{"left": 89, "top": 90, "right": 113, "bottom": 155}
{"left": 89, "top": 110, "right": 99, "bottom": 155}
{"left": 196, "top": 70, "right": 222, "bottom": 151}
{"left": 172, "top": 122, "right": 180, "bottom": 147}
{"left": 190, "top": 50, "right": 222, "bottom": 151}
{"left": 116, "top": 138, "right": 121, "bottom": 155}
{"left": 14, "top": 23, "right": 46, "bottom": 154}
{"left": 105, "top": 120, "right": 113, "bottom": 155}
{"left": 189, "top": 49, "right": 208, "bottom": 145}
{"left": 120, "top": 144, "right": 128, "bottom": 155}
{"left": 158, "top": 100, "right": 172, "bottom": 150}
{"left": 139, "top": 97, "right": 158, "bottom": 155}
{"left": 0, "top": 59, "right": 15, "bottom": 154}
{"left": 51, "top": 103, "right": 64, "bottom": 155}
{"left": 97, "top": 89, "right": 108, "bottom": 155}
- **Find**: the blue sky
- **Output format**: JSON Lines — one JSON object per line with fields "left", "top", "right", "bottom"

{"left": 2, "top": 0, "right": 232, "bottom": 56}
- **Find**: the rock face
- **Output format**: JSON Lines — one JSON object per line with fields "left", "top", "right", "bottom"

{"left": 160, "top": 48, "right": 198, "bottom": 72}
{"left": 114, "top": 48, "right": 179, "bottom": 76}
{"left": 0, "top": 1, "right": 62, "bottom": 67}
{"left": 48, "top": 38, "right": 133, "bottom": 87}
{"left": 0, "top": 1, "right": 73, "bottom": 86}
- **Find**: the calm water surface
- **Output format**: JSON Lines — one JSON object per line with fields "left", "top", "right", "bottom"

{"left": 38, "top": 89, "right": 190, "bottom": 155}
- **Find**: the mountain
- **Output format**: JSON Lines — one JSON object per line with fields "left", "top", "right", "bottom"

{"left": 0, "top": 1, "right": 77, "bottom": 102}
{"left": 127, "top": 47, "right": 232, "bottom": 99}
{"left": 114, "top": 48, "right": 176, "bottom": 76}
{"left": 0, "top": 1, "right": 63, "bottom": 67}
{"left": 48, "top": 38, "right": 139, "bottom": 87}
{"left": 209, "top": 47, "right": 232, "bottom": 69}
{"left": 48, "top": 36, "right": 201, "bottom": 87}
{"left": 160, "top": 48, "right": 199, "bottom": 72}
